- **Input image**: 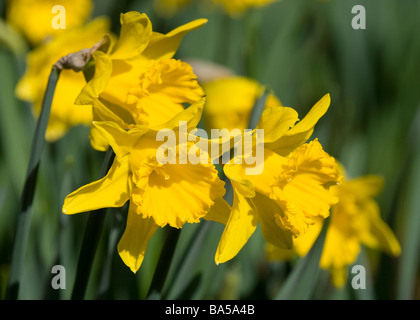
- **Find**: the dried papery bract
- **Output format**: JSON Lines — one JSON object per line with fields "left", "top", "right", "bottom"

{"left": 54, "top": 35, "right": 111, "bottom": 72}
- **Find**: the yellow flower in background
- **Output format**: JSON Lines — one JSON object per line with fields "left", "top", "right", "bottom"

{"left": 202, "top": 76, "right": 281, "bottom": 132}
{"left": 213, "top": 0, "right": 277, "bottom": 16}
{"left": 212, "top": 94, "right": 342, "bottom": 264}
{"left": 154, "top": 0, "right": 193, "bottom": 17}
{"left": 63, "top": 100, "right": 227, "bottom": 273}
{"left": 7, "top": 0, "right": 93, "bottom": 45}
{"left": 152, "top": 0, "right": 277, "bottom": 18}
{"left": 76, "top": 11, "right": 206, "bottom": 151}
{"left": 321, "top": 172, "right": 401, "bottom": 287}
{"left": 266, "top": 168, "right": 401, "bottom": 288}
{"left": 15, "top": 18, "right": 111, "bottom": 141}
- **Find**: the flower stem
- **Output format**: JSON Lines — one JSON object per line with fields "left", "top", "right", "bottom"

{"left": 70, "top": 149, "right": 115, "bottom": 300}
{"left": 5, "top": 66, "right": 61, "bottom": 300}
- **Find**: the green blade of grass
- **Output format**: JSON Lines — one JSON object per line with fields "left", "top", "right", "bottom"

{"left": 396, "top": 145, "right": 420, "bottom": 299}
{"left": 95, "top": 205, "right": 125, "bottom": 299}
{"left": 162, "top": 221, "right": 212, "bottom": 299}
{"left": 5, "top": 66, "right": 61, "bottom": 300}
{"left": 0, "top": 50, "right": 32, "bottom": 195}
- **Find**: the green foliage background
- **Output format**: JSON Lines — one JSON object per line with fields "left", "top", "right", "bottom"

{"left": 0, "top": 0, "right": 419, "bottom": 299}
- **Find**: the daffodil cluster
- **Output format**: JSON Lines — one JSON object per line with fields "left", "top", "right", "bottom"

{"left": 199, "top": 76, "right": 400, "bottom": 285}
{"left": 14, "top": 4, "right": 393, "bottom": 280}
{"left": 51, "top": 9, "right": 345, "bottom": 274}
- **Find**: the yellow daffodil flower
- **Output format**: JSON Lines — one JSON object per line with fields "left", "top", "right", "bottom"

{"left": 202, "top": 76, "right": 282, "bottom": 132}
{"left": 63, "top": 100, "right": 227, "bottom": 273}
{"left": 7, "top": 0, "right": 93, "bottom": 45}
{"left": 321, "top": 172, "right": 401, "bottom": 287}
{"left": 266, "top": 168, "right": 401, "bottom": 288}
{"left": 154, "top": 0, "right": 193, "bottom": 17}
{"left": 152, "top": 0, "right": 277, "bottom": 18}
{"left": 75, "top": 11, "right": 206, "bottom": 151}
{"left": 15, "top": 18, "right": 111, "bottom": 141}
{"left": 212, "top": 94, "right": 342, "bottom": 264}
{"left": 213, "top": 0, "right": 278, "bottom": 16}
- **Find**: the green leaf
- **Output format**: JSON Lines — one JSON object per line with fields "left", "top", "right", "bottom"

{"left": 0, "top": 50, "right": 31, "bottom": 194}
{"left": 0, "top": 19, "right": 29, "bottom": 56}
{"left": 5, "top": 66, "right": 61, "bottom": 300}
{"left": 396, "top": 147, "right": 420, "bottom": 299}
{"left": 274, "top": 220, "right": 328, "bottom": 300}
{"left": 163, "top": 221, "right": 213, "bottom": 299}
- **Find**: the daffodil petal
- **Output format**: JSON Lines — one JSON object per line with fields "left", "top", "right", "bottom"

{"left": 285, "top": 93, "right": 330, "bottom": 137}
{"left": 204, "top": 196, "right": 231, "bottom": 225}
{"left": 223, "top": 163, "right": 255, "bottom": 198}
{"left": 117, "top": 201, "right": 159, "bottom": 273}
{"left": 367, "top": 214, "right": 401, "bottom": 256}
{"left": 265, "top": 243, "right": 296, "bottom": 262}
{"left": 329, "top": 267, "right": 349, "bottom": 288}
{"left": 45, "top": 114, "right": 71, "bottom": 142}
{"left": 215, "top": 184, "right": 258, "bottom": 264}
{"left": 110, "top": 12, "right": 152, "bottom": 60}
{"left": 322, "top": 244, "right": 357, "bottom": 287}
{"left": 360, "top": 201, "right": 401, "bottom": 256}
{"left": 252, "top": 193, "right": 293, "bottom": 249}
{"left": 199, "top": 129, "right": 245, "bottom": 162}
{"left": 265, "top": 217, "right": 324, "bottom": 261}
{"left": 258, "top": 106, "right": 298, "bottom": 143}
{"left": 320, "top": 224, "right": 361, "bottom": 272}
{"left": 7, "top": 0, "right": 93, "bottom": 45}
{"left": 90, "top": 97, "right": 134, "bottom": 152}
{"left": 93, "top": 121, "right": 147, "bottom": 158}
{"left": 347, "top": 175, "right": 385, "bottom": 198}
{"left": 75, "top": 51, "right": 113, "bottom": 105}
{"left": 267, "top": 94, "right": 330, "bottom": 155}
{"left": 93, "top": 98, "right": 135, "bottom": 127}
{"left": 150, "top": 97, "right": 205, "bottom": 132}
{"left": 142, "top": 19, "right": 208, "bottom": 60}
{"left": 89, "top": 123, "right": 110, "bottom": 152}
{"left": 63, "top": 158, "right": 130, "bottom": 214}
{"left": 293, "top": 217, "right": 324, "bottom": 256}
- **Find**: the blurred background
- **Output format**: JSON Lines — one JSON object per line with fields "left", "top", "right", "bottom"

{"left": 0, "top": 0, "right": 419, "bottom": 299}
